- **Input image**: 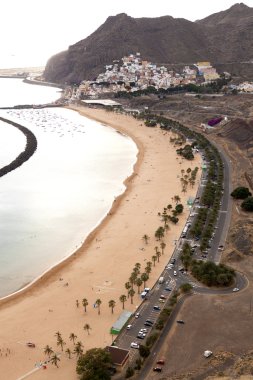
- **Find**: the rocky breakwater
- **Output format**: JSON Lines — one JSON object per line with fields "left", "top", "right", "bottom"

{"left": 0, "top": 116, "right": 37, "bottom": 177}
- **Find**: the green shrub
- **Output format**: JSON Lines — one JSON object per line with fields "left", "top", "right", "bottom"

{"left": 241, "top": 197, "right": 253, "bottom": 211}
{"left": 125, "top": 366, "right": 135, "bottom": 378}
{"left": 231, "top": 187, "right": 252, "bottom": 199}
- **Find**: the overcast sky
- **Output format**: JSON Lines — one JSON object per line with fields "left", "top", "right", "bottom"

{"left": 1, "top": 0, "right": 252, "bottom": 68}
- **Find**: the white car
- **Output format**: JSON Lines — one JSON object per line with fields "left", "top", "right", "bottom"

{"left": 139, "top": 328, "right": 148, "bottom": 333}
{"left": 126, "top": 324, "right": 132, "bottom": 330}
{"left": 204, "top": 350, "right": 213, "bottom": 358}
{"left": 233, "top": 288, "right": 239, "bottom": 292}
{"left": 131, "top": 342, "right": 139, "bottom": 349}
{"left": 174, "top": 271, "right": 177, "bottom": 276}
{"left": 135, "top": 312, "right": 140, "bottom": 318}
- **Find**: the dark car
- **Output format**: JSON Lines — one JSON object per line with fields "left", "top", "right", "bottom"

{"left": 153, "top": 305, "right": 161, "bottom": 311}
{"left": 177, "top": 320, "right": 185, "bottom": 324}
{"left": 144, "top": 322, "right": 152, "bottom": 327}
{"left": 153, "top": 367, "right": 162, "bottom": 372}
{"left": 145, "top": 319, "right": 154, "bottom": 325}
{"left": 165, "top": 287, "right": 172, "bottom": 291}
{"left": 171, "top": 258, "right": 176, "bottom": 264}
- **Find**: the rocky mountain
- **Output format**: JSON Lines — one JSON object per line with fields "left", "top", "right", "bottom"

{"left": 44, "top": 3, "right": 253, "bottom": 84}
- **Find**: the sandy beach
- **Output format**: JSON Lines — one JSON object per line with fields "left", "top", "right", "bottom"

{"left": 0, "top": 106, "right": 201, "bottom": 380}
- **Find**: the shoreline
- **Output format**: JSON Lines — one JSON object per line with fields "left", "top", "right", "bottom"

{"left": 0, "top": 107, "right": 141, "bottom": 306}
{"left": 0, "top": 106, "right": 201, "bottom": 380}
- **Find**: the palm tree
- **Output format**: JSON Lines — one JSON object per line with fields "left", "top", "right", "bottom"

{"left": 155, "top": 226, "right": 165, "bottom": 240}
{"left": 50, "top": 353, "right": 60, "bottom": 368}
{"left": 154, "top": 246, "right": 159, "bottom": 254}
{"left": 109, "top": 300, "right": 116, "bottom": 314}
{"left": 167, "top": 204, "right": 173, "bottom": 211}
{"left": 174, "top": 195, "right": 181, "bottom": 204}
{"left": 83, "top": 323, "right": 92, "bottom": 335}
{"left": 142, "top": 234, "right": 150, "bottom": 244}
{"left": 160, "top": 242, "right": 166, "bottom": 255}
{"left": 82, "top": 298, "right": 88, "bottom": 312}
{"left": 128, "top": 288, "right": 135, "bottom": 304}
{"left": 73, "top": 342, "right": 83, "bottom": 358}
{"left": 164, "top": 223, "right": 170, "bottom": 234}
{"left": 95, "top": 299, "right": 102, "bottom": 315}
{"left": 44, "top": 345, "right": 53, "bottom": 358}
{"left": 65, "top": 348, "right": 72, "bottom": 359}
{"left": 135, "top": 278, "right": 143, "bottom": 294}
{"left": 152, "top": 255, "right": 157, "bottom": 267}
{"left": 69, "top": 333, "right": 77, "bottom": 345}
{"left": 141, "top": 272, "right": 149, "bottom": 288}
{"left": 54, "top": 331, "right": 61, "bottom": 340}
{"left": 57, "top": 336, "right": 66, "bottom": 351}
{"left": 125, "top": 282, "right": 131, "bottom": 297}
{"left": 134, "top": 262, "right": 141, "bottom": 273}
{"left": 119, "top": 294, "right": 127, "bottom": 309}
{"left": 156, "top": 251, "right": 161, "bottom": 263}
{"left": 132, "top": 266, "right": 140, "bottom": 276}
{"left": 129, "top": 272, "right": 137, "bottom": 288}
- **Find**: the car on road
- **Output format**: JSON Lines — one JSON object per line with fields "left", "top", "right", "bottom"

{"left": 177, "top": 320, "right": 185, "bottom": 324}
{"left": 218, "top": 245, "right": 224, "bottom": 251}
{"left": 130, "top": 342, "right": 139, "bottom": 349}
{"left": 156, "top": 358, "right": 165, "bottom": 365}
{"left": 135, "top": 312, "right": 140, "bottom": 318}
{"left": 153, "top": 305, "right": 161, "bottom": 311}
{"left": 153, "top": 367, "right": 162, "bottom": 372}
{"left": 165, "top": 287, "right": 172, "bottom": 291}
{"left": 139, "top": 328, "right": 148, "bottom": 333}
{"left": 159, "top": 295, "right": 166, "bottom": 299}
{"left": 171, "top": 258, "right": 176, "bottom": 264}
{"left": 126, "top": 324, "right": 132, "bottom": 330}
{"left": 158, "top": 298, "right": 165, "bottom": 303}
{"left": 145, "top": 319, "right": 154, "bottom": 325}
{"left": 174, "top": 270, "right": 177, "bottom": 276}
{"left": 233, "top": 287, "right": 239, "bottom": 292}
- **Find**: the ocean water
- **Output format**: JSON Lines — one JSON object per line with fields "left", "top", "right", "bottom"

{"left": 0, "top": 79, "right": 137, "bottom": 297}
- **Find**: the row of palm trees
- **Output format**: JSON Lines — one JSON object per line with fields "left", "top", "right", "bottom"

{"left": 43, "top": 329, "right": 91, "bottom": 368}
{"left": 75, "top": 297, "right": 126, "bottom": 315}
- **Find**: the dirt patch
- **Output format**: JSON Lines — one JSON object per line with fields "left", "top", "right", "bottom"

{"left": 229, "top": 220, "right": 253, "bottom": 256}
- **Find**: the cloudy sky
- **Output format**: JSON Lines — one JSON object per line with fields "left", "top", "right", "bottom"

{"left": 1, "top": 0, "right": 252, "bottom": 68}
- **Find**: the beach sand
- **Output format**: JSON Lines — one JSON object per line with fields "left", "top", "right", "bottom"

{"left": 0, "top": 106, "right": 201, "bottom": 380}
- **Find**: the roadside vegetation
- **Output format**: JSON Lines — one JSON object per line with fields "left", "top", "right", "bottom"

{"left": 231, "top": 186, "right": 253, "bottom": 212}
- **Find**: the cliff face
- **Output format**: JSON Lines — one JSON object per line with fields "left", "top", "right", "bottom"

{"left": 44, "top": 3, "right": 253, "bottom": 84}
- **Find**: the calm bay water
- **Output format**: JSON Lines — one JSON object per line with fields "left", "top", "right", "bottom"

{"left": 0, "top": 79, "right": 137, "bottom": 297}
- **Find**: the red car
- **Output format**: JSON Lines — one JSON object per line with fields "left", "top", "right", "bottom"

{"left": 156, "top": 358, "right": 165, "bottom": 365}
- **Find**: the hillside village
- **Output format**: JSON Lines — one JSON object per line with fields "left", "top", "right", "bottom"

{"left": 74, "top": 53, "right": 220, "bottom": 99}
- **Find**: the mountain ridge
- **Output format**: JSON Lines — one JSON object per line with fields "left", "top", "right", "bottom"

{"left": 44, "top": 3, "right": 253, "bottom": 84}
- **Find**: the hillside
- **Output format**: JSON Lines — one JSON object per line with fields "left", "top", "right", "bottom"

{"left": 44, "top": 3, "right": 253, "bottom": 84}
